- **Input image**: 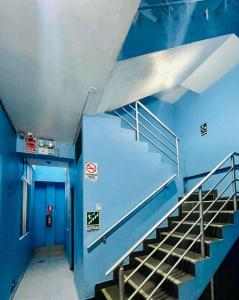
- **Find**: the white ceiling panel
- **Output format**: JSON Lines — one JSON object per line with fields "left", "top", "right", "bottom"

{"left": 97, "top": 34, "right": 239, "bottom": 112}
{"left": 181, "top": 34, "right": 239, "bottom": 93}
{"left": 0, "top": 0, "right": 140, "bottom": 143}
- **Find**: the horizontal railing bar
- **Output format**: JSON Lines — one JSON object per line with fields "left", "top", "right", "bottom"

{"left": 124, "top": 201, "right": 201, "bottom": 283}
{"left": 120, "top": 107, "right": 176, "bottom": 157}
{"left": 138, "top": 101, "right": 178, "bottom": 139}
{"left": 106, "top": 152, "right": 236, "bottom": 275}
{"left": 139, "top": 131, "right": 177, "bottom": 164}
{"left": 128, "top": 214, "right": 202, "bottom": 300}
{"left": 88, "top": 174, "right": 176, "bottom": 251}
{"left": 184, "top": 163, "right": 239, "bottom": 183}
{"left": 202, "top": 167, "right": 233, "bottom": 200}
{"left": 115, "top": 109, "right": 177, "bottom": 164}
{"left": 113, "top": 111, "right": 137, "bottom": 131}
{"left": 128, "top": 104, "right": 176, "bottom": 148}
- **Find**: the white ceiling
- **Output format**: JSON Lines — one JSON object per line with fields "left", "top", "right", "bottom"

{"left": 0, "top": 0, "right": 140, "bottom": 143}
{"left": 0, "top": 2, "right": 238, "bottom": 144}
{"left": 97, "top": 34, "right": 239, "bottom": 111}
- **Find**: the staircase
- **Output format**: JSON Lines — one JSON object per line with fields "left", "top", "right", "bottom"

{"left": 94, "top": 152, "right": 239, "bottom": 300}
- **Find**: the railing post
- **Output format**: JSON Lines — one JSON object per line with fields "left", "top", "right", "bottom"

{"left": 119, "top": 263, "right": 125, "bottom": 300}
{"left": 135, "top": 101, "right": 139, "bottom": 142}
{"left": 199, "top": 187, "right": 205, "bottom": 258}
{"left": 231, "top": 155, "right": 237, "bottom": 211}
{"left": 176, "top": 138, "right": 180, "bottom": 174}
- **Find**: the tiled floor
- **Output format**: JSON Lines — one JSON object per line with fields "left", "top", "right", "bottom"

{"left": 13, "top": 246, "right": 78, "bottom": 300}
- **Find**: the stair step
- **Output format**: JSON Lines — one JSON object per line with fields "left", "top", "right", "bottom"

{"left": 148, "top": 243, "right": 205, "bottom": 263}
{"left": 172, "top": 220, "right": 232, "bottom": 227}
{"left": 160, "top": 231, "right": 221, "bottom": 244}
{"left": 170, "top": 219, "right": 232, "bottom": 239}
{"left": 182, "top": 200, "right": 239, "bottom": 212}
{"left": 101, "top": 285, "right": 128, "bottom": 300}
{"left": 124, "top": 269, "right": 177, "bottom": 300}
{"left": 135, "top": 256, "right": 193, "bottom": 286}
{"left": 180, "top": 190, "right": 217, "bottom": 202}
{"left": 181, "top": 210, "right": 234, "bottom": 223}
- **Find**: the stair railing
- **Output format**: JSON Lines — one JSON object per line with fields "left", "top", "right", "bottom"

{"left": 113, "top": 101, "right": 180, "bottom": 174}
{"left": 106, "top": 152, "right": 239, "bottom": 300}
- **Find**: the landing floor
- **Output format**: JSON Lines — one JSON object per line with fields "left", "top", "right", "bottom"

{"left": 13, "top": 246, "right": 78, "bottom": 300}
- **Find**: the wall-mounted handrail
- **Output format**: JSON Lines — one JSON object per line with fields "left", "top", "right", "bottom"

{"left": 106, "top": 151, "right": 238, "bottom": 285}
{"left": 87, "top": 174, "right": 176, "bottom": 251}
{"left": 113, "top": 100, "right": 180, "bottom": 174}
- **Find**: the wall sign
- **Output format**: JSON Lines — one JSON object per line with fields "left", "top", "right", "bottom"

{"left": 87, "top": 212, "right": 100, "bottom": 231}
{"left": 85, "top": 162, "right": 98, "bottom": 181}
{"left": 200, "top": 123, "right": 207, "bottom": 136}
{"left": 25, "top": 138, "right": 37, "bottom": 153}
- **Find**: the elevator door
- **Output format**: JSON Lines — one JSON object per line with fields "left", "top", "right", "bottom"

{"left": 34, "top": 182, "right": 65, "bottom": 247}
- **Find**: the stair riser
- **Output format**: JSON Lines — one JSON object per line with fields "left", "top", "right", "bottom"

{"left": 181, "top": 212, "right": 234, "bottom": 223}
{"left": 182, "top": 201, "right": 239, "bottom": 212}
{"left": 144, "top": 244, "right": 196, "bottom": 276}
{"left": 125, "top": 283, "right": 148, "bottom": 300}
{"left": 158, "top": 234, "right": 210, "bottom": 256}
{"left": 170, "top": 222, "right": 223, "bottom": 239}
{"left": 134, "top": 260, "right": 179, "bottom": 298}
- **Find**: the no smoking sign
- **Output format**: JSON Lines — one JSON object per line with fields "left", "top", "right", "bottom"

{"left": 85, "top": 162, "right": 98, "bottom": 181}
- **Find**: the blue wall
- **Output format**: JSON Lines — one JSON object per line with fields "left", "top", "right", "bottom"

{"left": 173, "top": 64, "right": 239, "bottom": 189}
{"left": 0, "top": 105, "right": 34, "bottom": 300}
{"left": 71, "top": 113, "right": 181, "bottom": 299}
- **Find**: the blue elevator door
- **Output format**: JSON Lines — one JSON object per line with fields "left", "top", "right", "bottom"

{"left": 34, "top": 182, "right": 66, "bottom": 247}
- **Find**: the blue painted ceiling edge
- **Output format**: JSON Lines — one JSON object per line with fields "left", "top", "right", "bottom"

{"left": 118, "top": 0, "right": 239, "bottom": 60}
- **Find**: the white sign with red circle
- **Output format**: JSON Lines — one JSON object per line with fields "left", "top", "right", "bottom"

{"left": 85, "top": 162, "right": 98, "bottom": 181}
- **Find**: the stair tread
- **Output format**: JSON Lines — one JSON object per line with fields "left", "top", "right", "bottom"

{"left": 148, "top": 243, "right": 206, "bottom": 262}
{"left": 182, "top": 210, "right": 234, "bottom": 213}
{"left": 135, "top": 255, "right": 193, "bottom": 285}
{"left": 161, "top": 231, "right": 221, "bottom": 243}
{"left": 124, "top": 269, "right": 177, "bottom": 300}
{"left": 184, "top": 199, "right": 237, "bottom": 203}
{"left": 101, "top": 285, "right": 129, "bottom": 300}
{"left": 172, "top": 220, "right": 233, "bottom": 227}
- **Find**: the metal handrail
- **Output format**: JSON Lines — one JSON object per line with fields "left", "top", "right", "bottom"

{"left": 107, "top": 152, "right": 239, "bottom": 300}
{"left": 114, "top": 110, "right": 177, "bottom": 165}
{"left": 106, "top": 152, "right": 236, "bottom": 275}
{"left": 137, "top": 101, "right": 178, "bottom": 139}
{"left": 128, "top": 104, "right": 176, "bottom": 148}
{"left": 121, "top": 107, "right": 176, "bottom": 157}
{"left": 127, "top": 180, "right": 234, "bottom": 300}
{"left": 87, "top": 174, "right": 176, "bottom": 251}
{"left": 147, "top": 191, "right": 235, "bottom": 300}
{"left": 113, "top": 100, "right": 180, "bottom": 173}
